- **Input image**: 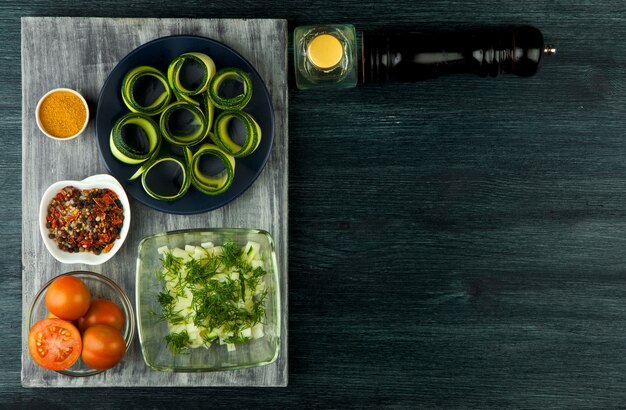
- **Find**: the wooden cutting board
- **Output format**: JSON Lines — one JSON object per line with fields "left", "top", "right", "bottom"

{"left": 21, "top": 17, "right": 288, "bottom": 387}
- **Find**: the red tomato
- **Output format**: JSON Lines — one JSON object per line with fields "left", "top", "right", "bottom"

{"left": 81, "top": 324, "right": 126, "bottom": 370}
{"left": 77, "top": 299, "right": 125, "bottom": 332}
{"left": 45, "top": 275, "right": 91, "bottom": 320}
{"left": 28, "top": 318, "right": 82, "bottom": 371}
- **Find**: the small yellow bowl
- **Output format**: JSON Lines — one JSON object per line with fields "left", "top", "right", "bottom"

{"left": 35, "top": 88, "right": 90, "bottom": 141}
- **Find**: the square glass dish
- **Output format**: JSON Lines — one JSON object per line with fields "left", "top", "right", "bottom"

{"left": 136, "top": 228, "right": 281, "bottom": 372}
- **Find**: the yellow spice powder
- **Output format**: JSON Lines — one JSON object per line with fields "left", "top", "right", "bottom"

{"left": 39, "top": 91, "right": 87, "bottom": 138}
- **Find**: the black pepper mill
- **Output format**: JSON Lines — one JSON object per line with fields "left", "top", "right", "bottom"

{"left": 362, "top": 26, "right": 555, "bottom": 83}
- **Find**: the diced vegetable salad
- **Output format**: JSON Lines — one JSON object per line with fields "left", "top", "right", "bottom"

{"left": 156, "top": 240, "right": 267, "bottom": 354}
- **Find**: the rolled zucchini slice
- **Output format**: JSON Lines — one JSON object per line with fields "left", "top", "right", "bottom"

{"left": 121, "top": 66, "right": 172, "bottom": 115}
{"left": 141, "top": 149, "right": 192, "bottom": 201}
{"left": 129, "top": 158, "right": 154, "bottom": 181}
{"left": 200, "top": 91, "right": 215, "bottom": 134}
{"left": 159, "top": 101, "right": 208, "bottom": 146}
{"left": 167, "top": 52, "right": 216, "bottom": 105}
{"left": 191, "top": 143, "right": 236, "bottom": 195}
{"left": 211, "top": 110, "right": 262, "bottom": 157}
{"left": 208, "top": 68, "right": 253, "bottom": 110}
{"left": 110, "top": 113, "right": 161, "bottom": 165}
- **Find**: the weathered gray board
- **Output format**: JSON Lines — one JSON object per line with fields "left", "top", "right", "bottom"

{"left": 21, "top": 17, "right": 288, "bottom": 387}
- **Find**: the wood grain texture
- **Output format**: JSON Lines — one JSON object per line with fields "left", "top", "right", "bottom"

{"left": 1, "top": 0, "right": 626, "bottom": 407}
{"left": 20, "top": 17, "right": 288, "bottom": 387}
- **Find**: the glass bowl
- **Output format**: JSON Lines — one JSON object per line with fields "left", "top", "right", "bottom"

{"left": 136, "top": 228, "right": 281, "bottom": 372}
{"left": 27, "top": 271, "right": 135, "bottom": 377}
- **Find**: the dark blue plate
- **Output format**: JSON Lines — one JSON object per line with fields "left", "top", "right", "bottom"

{"left": 95, "top": 35, "right": 274, "bottom": 215}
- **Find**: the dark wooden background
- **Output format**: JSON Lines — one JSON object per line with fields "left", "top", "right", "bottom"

{"left": 4, "top": 0, "right": 626, "bottom": 408}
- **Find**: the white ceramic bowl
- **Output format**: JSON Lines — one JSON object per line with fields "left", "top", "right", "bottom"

{"left": 35, "top": 88, "right": 90, "bottom": 141}
{"left": 39, "top": 174, "right": 131, "bottom": 265}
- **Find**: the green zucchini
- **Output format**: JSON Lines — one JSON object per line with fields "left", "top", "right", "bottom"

{"left": 190, "top": 143, "right": 236, "bottom": 195}
{"left": 116, "top": 55, "right": 262, "bottom": 201}
{"left": 159, "top": 101, "right": 208, "bottom": 146}
{"left": 167, "top": 52, "right": 216, "bottom": 105}
{"left": 121, "top": 66, "right": 172, "bottom": 115}
{"left": 200, "top": 91, "right": 215, "bottom": 134}
{"left": 109, "top": 113, "right": 161, "bottom": 165}
{"left": 208, "top": 68, "right": 253, "bottom": 110}
{"left": 141, "top": 148, "right": 192, "bottom": 201}
{"left": 210, "top": 110, "right": 261, "bottom": 158}
{"left": 129, "top": 158, "right": 155, "bottom": 181}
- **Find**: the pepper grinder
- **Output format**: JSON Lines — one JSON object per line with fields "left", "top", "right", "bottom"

{"left": 293, "top": 24, "right": 555, "bottom": 89}
{"left": 362, "top": 25, "right": 556, "bottom": 83}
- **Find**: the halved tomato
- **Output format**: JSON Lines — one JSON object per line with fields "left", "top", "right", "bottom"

{"left": 77, "top": 299, "right": 124, "bottom": 332}
{"left": 28, "top": 318, "right": 82, "bottom": 371}
{"left": 81, "top": 324, "right": 126, "bottom": 370}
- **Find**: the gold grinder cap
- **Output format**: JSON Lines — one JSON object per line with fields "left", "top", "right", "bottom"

{"left": 307, "top": 34, "right": 343, "bottom": 69}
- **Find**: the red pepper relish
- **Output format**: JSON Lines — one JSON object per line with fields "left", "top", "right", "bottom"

{"left": 45, "top": 186, "right": 125, "bottom": 254}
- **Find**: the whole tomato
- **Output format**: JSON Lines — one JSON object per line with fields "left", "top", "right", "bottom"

{"left": 81, "top": 324, "right": 126, "bottom": 370}
{"left": 45, "top": 275, "right": 91, "bottom": 320}
{"left": 77, "top": 299, "right": 124, "bottom": 332}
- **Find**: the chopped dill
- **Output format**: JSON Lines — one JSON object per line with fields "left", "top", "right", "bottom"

{"left": 155, "top": 241, "right": 268, "bottom": 354}
{"left": 185, "top": 257, "right": 219, "bottom": 284}
{"left": 240, "top": 275, "right": 246, "bottom": 302}
{"left": 157, "top": 290, "right": 174, "bottom": 307}
{"left": 200, "top": 331, "right": 219, "bottom": 345}
{"left": 221, "top": 241, "right": 242, "bottom": 269}
{"left": 162, "top": 251, "right": 182, "bottom": 275}
{"left": 225, "top": 334, "right": 251, "bottom": 344}
{"left": 165, "top": 331, "right": 190, "bottom": 354}
{"left": 252, "top": 266, "right": 265, "bottom": 278}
